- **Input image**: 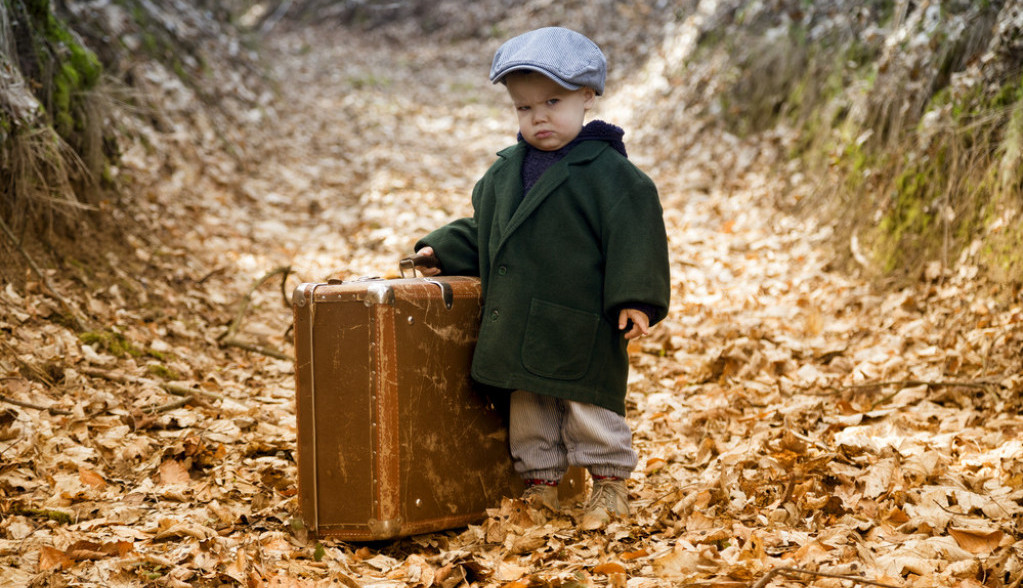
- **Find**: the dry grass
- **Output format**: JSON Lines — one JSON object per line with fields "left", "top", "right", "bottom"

{"left": 1, "top": 123, "right": 93, "bottom": 231}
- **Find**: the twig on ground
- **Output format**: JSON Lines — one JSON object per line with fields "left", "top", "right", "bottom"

{"left": 844, "top": 379, "right": 997, "bottom": 391}
{"left": 221, "top": 338, "right": 291, "bottom": 361}
{"left": 143, "top": 396, "right": 196, "bottom": 414}
{"left": 0, "top": 393, "right": 72, "bottom": 415}
{"left": 844, "top": 379, "right": 1001, "bottom": 410}
{"left": 0, "top": 215, "right": 88, "bottom": 331}
{"left": 80, "top": 367, "right": 226, "bottom": 403}
{"left": 217, "top": 265, "right": 292, "bottom": 360}
{"left": 752, "top": 566, "right": 902, "bottom": 588}
{"left": 197, "top": 266, "right": 228, "bottom": 284}
{"left": 219, "top": 265, "right": 292, "bottom": 342}
{"left": 1, "top": 340, "right": 57, "bottom": 387}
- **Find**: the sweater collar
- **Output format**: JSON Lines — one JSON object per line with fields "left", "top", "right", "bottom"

{"left": 516, "top": 119, "right": 628, "bottom": 159}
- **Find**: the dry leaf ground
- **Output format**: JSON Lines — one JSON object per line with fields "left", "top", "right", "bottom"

{"left": 2, "top": 18, "right": 1022, "bottom": 588}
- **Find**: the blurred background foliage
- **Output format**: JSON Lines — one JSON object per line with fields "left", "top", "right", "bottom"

{"left": 1, "top": 0, "right": 1021, "bottom": 290}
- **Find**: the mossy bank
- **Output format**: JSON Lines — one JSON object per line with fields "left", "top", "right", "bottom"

{"left": 696, "top": 0, "right": 1023, "bottom": 291}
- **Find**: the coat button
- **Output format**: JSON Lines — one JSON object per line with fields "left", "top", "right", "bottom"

{"left": 498, "top": 265, "right": 508, "bottom": 275}
{"left": 490, "top": 309, "right": 500, "bottom": 321}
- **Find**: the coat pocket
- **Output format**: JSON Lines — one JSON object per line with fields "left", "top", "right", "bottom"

{"left": 521, "top": 298, "right": 600, "bottom": 380}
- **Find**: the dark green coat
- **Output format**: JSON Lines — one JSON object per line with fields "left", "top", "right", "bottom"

{"left": 417, "top": 139, "right": 670, "bottom": 415}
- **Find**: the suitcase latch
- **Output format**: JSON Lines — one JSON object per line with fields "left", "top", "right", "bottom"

{"left": 423, "top": 278, "right": 453, "bottom": 310}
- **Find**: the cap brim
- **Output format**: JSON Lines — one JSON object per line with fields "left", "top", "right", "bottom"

{"left": 491, "top": 65, "right": 582, "bottom": 91}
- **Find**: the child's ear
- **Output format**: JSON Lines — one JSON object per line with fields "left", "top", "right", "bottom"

{"left": 582, "top": 88, "right": 596, "bottom": 110}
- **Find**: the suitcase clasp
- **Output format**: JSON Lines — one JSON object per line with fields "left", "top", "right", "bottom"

{"left": 423, "top": 278, "right": 453, "bottom": 310}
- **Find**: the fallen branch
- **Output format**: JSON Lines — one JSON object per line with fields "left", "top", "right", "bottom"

{"left": 0, "top": 340, "right": 56, "bottom": 388}
{"left": 80, "top": 367, "right": 225, "bottom": 403}
{"left": 221, "top": 338, "right": 291, "bottom": 361}
{"left": 0, "top": 215, "right": 88, "bottom": 332}
{"left": 843, "top": 379, "right": 1002, "bottom": 410}
{"left": 143, "top": 396, "right": 197, "bottom": 414}
{"left": 196, "top": 266, "right": 228, "bottom": 284}
{"left": 843, "top": 379, "right": 998, "bottom": 391}
{"left": 217, "top": 265, "right": 292, "bottom": 361}
{"left": 219, "top": 265, "right": 292, "bottom": 342}
{"left": 752, "top": 566, "right": 902, "bottom": 588}
{"left": 0, "top": 393, "right": 72, "bottom": 415}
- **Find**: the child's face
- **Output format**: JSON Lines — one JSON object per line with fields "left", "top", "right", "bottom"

{"left": 505, "top": 72, "right": 595, "bottom": 152}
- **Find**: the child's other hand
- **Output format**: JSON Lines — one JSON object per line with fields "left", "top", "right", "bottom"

{"left": 414, "top": 247, "right": 442, "bottom": 276}
{"left": 618, "top": 308, "right": 649, "bottom": 340}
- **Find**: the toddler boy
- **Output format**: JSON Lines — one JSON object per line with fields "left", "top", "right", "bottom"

{"left": 415, "top": 26, "right": 670, "bottom": 530}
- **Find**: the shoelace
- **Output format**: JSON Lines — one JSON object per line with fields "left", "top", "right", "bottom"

{"left": 588, "top": 480, "right": 626, "bottom": 510}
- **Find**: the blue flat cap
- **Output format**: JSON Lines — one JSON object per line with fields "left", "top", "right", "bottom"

{"left": 490, "top": 27, "right": 606, "bottom": 95}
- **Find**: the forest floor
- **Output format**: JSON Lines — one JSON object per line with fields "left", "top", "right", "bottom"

{"left": 2, "top": 19, "right": 1023, "bottom": 588}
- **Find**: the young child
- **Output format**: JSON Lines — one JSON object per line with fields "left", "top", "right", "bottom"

{"left": 414, "top": 26, "right": 670, "bottom": 530}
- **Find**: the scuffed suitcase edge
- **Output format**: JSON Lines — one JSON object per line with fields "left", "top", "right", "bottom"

{"left": 313, "top": 512, "right": 486, "bottom": 541}
{"left": 292, "top": 282, "right": 321, "bottom": 535}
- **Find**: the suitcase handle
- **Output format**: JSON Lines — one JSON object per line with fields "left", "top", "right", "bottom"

{"left": 399, "top": 253, "right": 439, "bottom": 278}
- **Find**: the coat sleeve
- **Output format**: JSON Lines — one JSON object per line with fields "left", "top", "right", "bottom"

{"left": 601, "top": 166, "right": 671, "bottom": 326}
{"left": 415, "top": 217, "right": 480, "bottom": 276}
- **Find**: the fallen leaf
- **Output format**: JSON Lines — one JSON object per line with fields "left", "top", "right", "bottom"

{"left": 158, "top": 459, "right": 192, "bottom": 485}
{"left": 644, "top": 457, "right": 667, "bottom": 474}
{"left": 948, "top": 527, "right": 1005, "bottom": 555}
{"left": 78, "top": 466, "right": 107, "bottom": 489}
{"left": 37, "top": 546, "right": 74, "bottom": 572}
{"left": 593, "top": 562, "right": 626, "bottom": 575}
{"left": 621, "top": 549, "right": 649, "bottom": 560}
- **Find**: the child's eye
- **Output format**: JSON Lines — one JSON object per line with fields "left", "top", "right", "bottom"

{"left": 517, "top": 105, "right": 530, "bottom": 112}
{"left": 547, "top": 98, "right": 560, "bottom": 106}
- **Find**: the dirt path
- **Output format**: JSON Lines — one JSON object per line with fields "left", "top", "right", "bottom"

{"left": 2, "top": 23, "right": 1022, "bottom": 588}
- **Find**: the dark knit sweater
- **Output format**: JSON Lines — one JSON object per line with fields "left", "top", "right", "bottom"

{"left": 520, "top": 120, "right": 627, "bottom": 195}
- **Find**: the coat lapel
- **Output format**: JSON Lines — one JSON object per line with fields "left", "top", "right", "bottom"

{"left": 492, "top": 145, "right": 524, "bottom": 235}
{"left": 494, "top": 141, "right": 607, "bottom": 256}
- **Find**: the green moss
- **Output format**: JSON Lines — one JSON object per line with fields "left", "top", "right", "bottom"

{"left": 68, "top": 41, "right": 101, "bottom": 87}
{"left": 145, "top": 347, "right": 169, "bottom": 361}
{"left": 171, "top": 58, "right": 188, "bottom": 81}
{"left": 18, "top": 0, "right": 103, "bottom": 140}
{"left": 15, "top": 507, "right": 73, "bottom": 524}
{"left": 872, "top": 149, "right": 948, "bottom": 272}
{"left": 79, "top": 330, "right": 143, "bottom": 358}
{"left": 52, "top": 62, "right": 79, "bottom": 135}
{"left": 146, "top": 363, "right": 180, "bottom": 380}
{"left": 982, "top": 221, "right": 1023, "bottom": 284}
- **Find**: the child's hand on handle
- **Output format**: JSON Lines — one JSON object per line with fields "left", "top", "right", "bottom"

{"left": 413, "top": 247, "right": 442, "bottom": 277}
{"left": 618, "top": 308, "right": 650, "bottom": 340}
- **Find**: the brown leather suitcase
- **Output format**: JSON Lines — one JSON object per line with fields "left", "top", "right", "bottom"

{"left": 292, "top": 275, "right": 582, "bottom": 540}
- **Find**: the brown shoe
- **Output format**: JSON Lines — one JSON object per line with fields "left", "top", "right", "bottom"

{"left": 580, "top": 478, "right": 629, "bottom": 530}
{"left": 521, "top": 482, "right": 560, "bottom": 511}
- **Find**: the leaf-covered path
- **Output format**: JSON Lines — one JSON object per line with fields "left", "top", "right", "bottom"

{"left": 2, "top": 20, "right": 1023, "bottom": 588}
